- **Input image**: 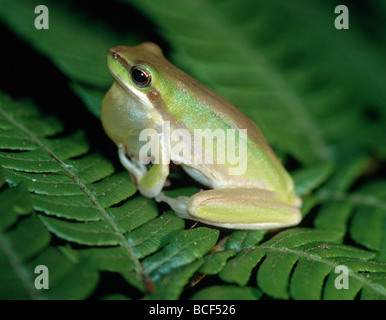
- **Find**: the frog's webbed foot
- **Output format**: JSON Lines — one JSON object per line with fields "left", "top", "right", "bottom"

{"left": 155, "top": 192, "right": 191, "bottom": 219}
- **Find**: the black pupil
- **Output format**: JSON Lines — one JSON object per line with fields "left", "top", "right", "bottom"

{"left": 132, "top": 67, "right": 149, "bottom": 85}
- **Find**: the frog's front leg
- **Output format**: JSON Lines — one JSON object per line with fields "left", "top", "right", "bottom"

{"left": 118, "top": 144, "right": 147, "bottom": 179}
{"left": 118, "top": 144, "right": 169, "bottom": 198}
{"left": 156, "top": 188, "right": 302, "bottom": 230}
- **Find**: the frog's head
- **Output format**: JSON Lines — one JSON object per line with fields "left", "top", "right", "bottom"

{"left": 106, "top": 42, "right": 168, "bottom": 104}
{"left": 101, "top": 43, "right": 168, "bottom": 147}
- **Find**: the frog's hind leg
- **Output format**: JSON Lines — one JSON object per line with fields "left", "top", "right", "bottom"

{"left": 156, "top": 188, "right": 302, "bottom": 230}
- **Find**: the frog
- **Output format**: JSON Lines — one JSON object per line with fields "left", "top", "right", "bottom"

{"left": 101, "top": 42, "right": 302, "bottom": 230}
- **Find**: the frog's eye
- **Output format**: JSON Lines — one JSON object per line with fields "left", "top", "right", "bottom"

{"left": 130, "top": 66, "right": 151, "bottom": 88}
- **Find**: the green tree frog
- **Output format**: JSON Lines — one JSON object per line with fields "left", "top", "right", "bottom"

{"left": 101, "top": 42, "right": 302, "bottom": 230}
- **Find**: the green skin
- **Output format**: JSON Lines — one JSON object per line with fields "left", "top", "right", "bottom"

{"left": 101, "top": 42, "right": 302, "bottom": 230}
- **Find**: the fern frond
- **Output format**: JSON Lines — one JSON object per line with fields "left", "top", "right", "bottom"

{"left": 194, "top": 228, "right": 386, "bottom": 300}
{"left": 0, "top": 95, "right": 220, "bottom": 298}
{"left": 0, "top": 167, "right": 100, "bottom": 299}
{"left": 0, "top": 93, "right": 146, "bottom": 284}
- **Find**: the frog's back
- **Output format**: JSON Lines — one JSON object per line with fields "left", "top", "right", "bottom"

{"left": 134, "top": 42, "right": 297, "bottom": 204}
{"left": 157, "top": 73, "right": 293, "bottom": 201}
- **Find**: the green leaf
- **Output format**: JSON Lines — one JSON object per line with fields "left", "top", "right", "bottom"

{"left": 323, "top": 269, "right": 363, "bottom": 300}
{"left": 27, "top": 247, "right": 99, "bottom": 300}
{"left": 293, "top": 162, "right": 333, "bottom": 196}
{"left": 4, "top": 213, "right": 51, "bottom": 261}
{"left": 199, "top": 250, "right": 235, "bottom": 275}
{"left": 0, "top": 181, "right": 33, "bottom": 231}
{"left": 359, "top": 273, "right": 386, "bottom": 300}
{"left": 323, "top": 265, "right": 386, "bottom": 300}
{"left": 39, "top": 215, "right": 121, "bottom": 246}
{"left": 150, "top": 260, "right": 204, "bottom": 300}
{"left": 219, "top": 247, "right": 265, "bottom": 286}
{"left": 225, "top": 230, "right": 266, "bottom": 250}
{"left": 314, "top": 201, "right": 353, "bottom": 234}
{"left": 262, "top": 228, "right": 343, "bottom": 248}
{"left": 143, "top": 228, "right": 219, "bottom": 280}
{"left": 64, "top": 246, "right": 135, "bottom": 272}
{"left": 126, "top": 211, "right": 184, "bottom": 259}
{"left": 349, "top": 181, "right": 386, "bottom": 251}
{"left": 0, "top": 182, "right": 99, "bottom": 299}
{"left": 190, "top": 285, "right": 262, "bottom": 300}
{"left": 257, "top": 238, "right": 385, "bottom": 300}
{"left": 108, "top": 196, "right": 159, "bottom": 233}
{"left": 0, "top": 93, "right": 148, "bottom": 276}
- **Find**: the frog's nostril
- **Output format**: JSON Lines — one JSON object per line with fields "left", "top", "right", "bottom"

{"left": 108, "top": 47, "right": 119, "bottom": 59}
